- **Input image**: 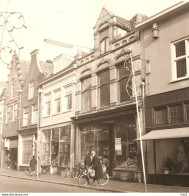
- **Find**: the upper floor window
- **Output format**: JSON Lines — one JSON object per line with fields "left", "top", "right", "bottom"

{"left": 45, "top": 93, "right": 51, "bottom": 116}
{"left": 117, "top": 62, "right": 132, "bottom": 103}
{"left": 7, "top": 105, "right": 13, "bottom": 122}
{"left": 100, "top": 37, "right": 109, "bottom": 54}
{"left": 23, "top": 107, "right": 29, "bottom": 127}
{"left": 65, "top": 86, "right": 72, "bottom": 111}
{"left": 11, "top": 83, "right": 14, "bottom": 99}
{"left": 172, "top": 38, "right": 189, "bottom": 80}
{"left": 54, "top": 89, "right": 61, "bottom": 114}
{"left": 98, "top": 69, "right": 110, "bottom": 107}
{"left": 13, "top": 104, "right": 18, "bottom": 122}
{"left": 170, "top": 104, "right": 183, "bottom": 123}
{"left": 82, "top": 77, "right": 91, "bottom": 112}
{"left": 154, "top": 107, "right": 167, "bottom": 125}
{"left": 100, "top": 28, "right": 109, "bottom": 55}
{"left": 31, "top": 104, "right": 38, "bottom": 125}
{"left": 28, "top": 81, "right": 34, "bottom": 100}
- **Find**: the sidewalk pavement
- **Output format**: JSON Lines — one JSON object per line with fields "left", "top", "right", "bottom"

{"left": 0, "top": 169, "right": 189, "bottom": 193}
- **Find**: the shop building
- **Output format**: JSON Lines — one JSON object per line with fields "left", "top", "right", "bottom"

{"left": 136, "top": 1, "right": 189, "bottom": 186}
{"left": 40, "top": 55, "right": 75, "bottom": 174}
{"left": 1, "top": 52, "right": 30, "bottom": 170}
{"left": 72, "top": 7, "right": 147, "bottom": 181}
{"left": 18, "top": 49, "right": 53, "bottom": 170}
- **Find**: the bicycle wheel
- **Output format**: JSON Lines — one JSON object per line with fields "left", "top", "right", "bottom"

{"left": 79, "top": 174, "right": 88, "bottom": 186}
{"left": 101, "top": 173, "right": 109, "bottom": 185}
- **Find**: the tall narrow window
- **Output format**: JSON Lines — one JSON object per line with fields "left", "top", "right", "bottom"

{"left": 117, "top": 62, "right": 132, "bottom": 102}
{"left": 98, "top": 69, "right": 110, "bottom": 107}
{"left": 11, "top": 83, "right": 14, "bottom": 99}
{"left": 82, "top": 77, "right": 91, "bottom": 112}
{"left": 65, "top": 86, "right": 72, "bottom": 111}
{"left": 100, "top": 28, "right": 109, "bottom": 54}
{"left": 45, "top": 93, "right": 51, "bottom": 116}
{"left": 28, "top": 81, "right": 34, "bottom": 100}
{"left": 13, "top": 104, "right": 18, "bottom": 122}
{"left": 54, "top": 89, "right": 61, "bottom": 114}
{"left": 172, "top": 38, "right": 189, "bottom": 79}
{"left": 23, "top": 107, "right": 29, "bottom": 127}
{"left": 31, "top": 104, "right": 38, "bottom": 125}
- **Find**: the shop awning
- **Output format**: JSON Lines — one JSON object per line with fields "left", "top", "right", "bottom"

{"left": 136, "top": 127, "right": 189, "bottom": 141}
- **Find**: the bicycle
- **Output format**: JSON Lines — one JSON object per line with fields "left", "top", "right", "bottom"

{"left": 78, "top": 166, "right": 109, "bottom": 186}
{"left": 61, "top": 165, "right": 83, "bottom": 178}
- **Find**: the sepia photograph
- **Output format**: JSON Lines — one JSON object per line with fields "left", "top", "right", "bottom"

{"left": 0, "top": 0, "right": 189, "bottom": 195}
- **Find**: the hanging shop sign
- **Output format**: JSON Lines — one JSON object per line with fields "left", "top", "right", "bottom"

{"left": 115, "top": 138, "right": 122, "bottom": 151}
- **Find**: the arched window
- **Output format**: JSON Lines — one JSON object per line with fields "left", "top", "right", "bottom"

{"left": 122, "top": 40, "right": 127, "bottom": 45}
{"left": 98, "top": 69, "right": 110, "bottom": 107}
{"left": 117, "top": 62, "right": 132, "bottom": 102}
{"left": 82, "top": 77, "right": 91, "bottom": 112}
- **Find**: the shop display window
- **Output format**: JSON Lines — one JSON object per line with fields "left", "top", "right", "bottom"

{"left": 42, "top": 126, "right": 71, "bottom": 167}
{"left": 81, "top": 126, "right": 109, "bottom": 167}
{"left": 115, "top": 122, "right": 137, "bottom": 168}
{"left": 153, "top": 138, "right": 189, "bottom": 175}
{"left": 22, "top": 135, "right": 33, "bottom": 165}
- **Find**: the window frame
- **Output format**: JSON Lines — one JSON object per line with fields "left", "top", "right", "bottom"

{"left": 28, "top": 81, "right": 34, "bottom": 100}
{"left": 98, "top": 69, "right": 110, "bottom": 107}
{"left": 171, "top": 37, "right": 189, "bottom": 81}
{"left": 23, "top": 107, "right": 29, "bottom": 127}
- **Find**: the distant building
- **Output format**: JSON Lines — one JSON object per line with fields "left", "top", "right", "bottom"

{"left": 136, "top": 1, "right": 189, "bottom": 186}
{"left": 18, "top": 49, "right": 53, "bottom": 170}
{"left": 1, "top": 52, "right": 30, "bottom": 170}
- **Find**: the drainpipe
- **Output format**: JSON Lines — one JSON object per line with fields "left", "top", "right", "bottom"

{"left": 37, "top": 88, "right": 43, "bottom": 179}
{"left": 0, "top": 97, "right": 5, "bottom": 170}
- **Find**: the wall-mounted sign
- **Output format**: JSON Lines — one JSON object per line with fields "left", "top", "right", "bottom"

{"left": 115, "top": 138, "right": 121, "bottom": 151}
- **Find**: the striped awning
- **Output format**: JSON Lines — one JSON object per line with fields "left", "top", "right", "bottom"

{"left": 136, "top": 127, "right": 189, "bottom": 141}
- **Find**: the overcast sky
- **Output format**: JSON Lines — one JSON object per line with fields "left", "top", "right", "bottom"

{"left": 0, "top": 0, "right": 183, "bottom": 81}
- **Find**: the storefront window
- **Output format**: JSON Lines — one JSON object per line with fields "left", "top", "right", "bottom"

{"left": 115, "top": 121, "right": 137, "bottom": 168}
{"left": 151, "top": 138, "right": 189, "bottom": 175}
{"left": 42, "top": 126, "right": 71, "bottom": 167}
{"left": 42, "top": 130, "right": 51, "bottom": 165}
{"left": 22, "top": 135, "right": 33, "bottom": 164}
{"left": 81, "top": 126, "right": 109, "bottom": 166}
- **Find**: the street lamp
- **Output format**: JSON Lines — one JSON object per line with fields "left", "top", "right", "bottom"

{"left": 125, "top": 49, "right": 147, "bottom": 192}
{"left": 37, "top": 88, "right": 43, "bottom": 179}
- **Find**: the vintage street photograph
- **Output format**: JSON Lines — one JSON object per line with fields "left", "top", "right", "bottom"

{"left": 0, "top": 0, "right": 189, "bottom": 194}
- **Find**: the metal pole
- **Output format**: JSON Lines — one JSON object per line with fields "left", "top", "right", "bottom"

{"left": 129, "top": 50, "right": 147, "bottom": 192}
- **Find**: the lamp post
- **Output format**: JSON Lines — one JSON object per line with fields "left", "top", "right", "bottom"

{"left": 37, "top": 88, "right": 43, "bottom": 179}
{"left": 125, "top": 49, "right": 147, "bottom": 192}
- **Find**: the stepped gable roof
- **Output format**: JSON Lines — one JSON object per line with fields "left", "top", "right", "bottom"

{"left": 40, "top": 60, "right": 54, "bottom": 78}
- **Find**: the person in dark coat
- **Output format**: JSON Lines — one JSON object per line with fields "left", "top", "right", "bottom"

{"left": 30, "top": 156, "right": 37, "bottom": 176}
{"left": 90, "top": 150, "right": 103, "bottom": 186}
{"left": 84, "top": 151, "right": 92, "bottom": 183}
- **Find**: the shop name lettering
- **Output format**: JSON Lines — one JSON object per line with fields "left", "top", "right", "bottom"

{"left": 2, "top": 194, "right": 28, "bottom": 196}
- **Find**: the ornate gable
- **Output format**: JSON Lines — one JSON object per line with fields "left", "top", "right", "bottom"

{"left": 94, "top": 7, "right": 113, "bottom": 31}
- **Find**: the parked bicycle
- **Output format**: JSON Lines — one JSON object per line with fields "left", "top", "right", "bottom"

{"left": 61, "top": 164, "right": 83, "bottom": 178}
{"left": 78, "top": 164, "right": 109, "bottom": 186}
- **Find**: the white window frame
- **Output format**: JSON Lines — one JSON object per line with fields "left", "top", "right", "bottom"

{"left": 23, "top": 107, "right": 29, "bottom": 127}
{"left": 28, "top": 81, "right": 34, "bottom": 100}
{"left": 53, "top": 89, "right": 61, "bottom": 114}
{"left": 31, "top": 104, "right": 38, "bottom": 125}
{"left": 171, "top": 37, "right": 189, "bottom": 81}
{"left": 13, "top": 103, "right": 18, "bottom": 122}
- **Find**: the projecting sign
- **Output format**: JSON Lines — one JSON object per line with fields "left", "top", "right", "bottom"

{"left": 115, "top": 138, "right": 121, "bottom": 151}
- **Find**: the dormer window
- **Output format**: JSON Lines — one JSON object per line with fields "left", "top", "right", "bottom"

{"left": 100, "top": 27, "right": 109, "bottom": 55}
{"left": 100, "top": 37, "right": 109, "bottom": 54}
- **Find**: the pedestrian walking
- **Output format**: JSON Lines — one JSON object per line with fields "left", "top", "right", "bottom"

{"left": 90, "top": 150, "right": 103, "bottom": 186}
{"left": 84, "top": 150, "right": 92, "bottom": 183}
{"left": 30, "top": 156, "right": 37, "bottom": 176}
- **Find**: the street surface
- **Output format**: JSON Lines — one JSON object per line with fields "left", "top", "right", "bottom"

{"left": 0, "top": 176, "right": 107, "bottom": 193}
